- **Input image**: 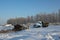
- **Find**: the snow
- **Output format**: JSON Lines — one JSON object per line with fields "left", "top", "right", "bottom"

{"left": 0, "top": 25, "right": 14, "bottom": 31}
{"left": 0, "top": 25, "right": 60, "bottom": 40}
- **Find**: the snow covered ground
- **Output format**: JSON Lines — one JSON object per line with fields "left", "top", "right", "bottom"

{"left": 0, "top": 25, "right": 14, "bottom": 31}
{"left": 0, "top": 25, "right": 60, "bottom": 40}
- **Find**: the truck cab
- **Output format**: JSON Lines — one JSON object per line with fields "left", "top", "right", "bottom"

{"left": 33, "top": 21, "right": 43, "bottom": 28}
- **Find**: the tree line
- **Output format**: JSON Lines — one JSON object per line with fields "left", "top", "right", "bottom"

{"left": 7, "top": 9, "right": 60, "bottom": 25}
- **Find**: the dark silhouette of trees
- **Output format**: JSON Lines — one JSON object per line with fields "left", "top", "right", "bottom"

{"left": 7, "top": 9, "right": 60, "bottom": 25}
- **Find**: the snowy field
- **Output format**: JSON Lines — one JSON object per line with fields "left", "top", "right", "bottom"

{"left": 0, "top": 25, "right": 60, "bottom": 40}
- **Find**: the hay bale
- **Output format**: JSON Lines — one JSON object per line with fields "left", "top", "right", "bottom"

{"left": 12, "top": 24, "right": 23, "bottom": 31}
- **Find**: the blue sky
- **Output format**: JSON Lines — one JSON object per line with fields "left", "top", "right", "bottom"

{"left": 0, "top": 0, "right": 60, "bottom": 24}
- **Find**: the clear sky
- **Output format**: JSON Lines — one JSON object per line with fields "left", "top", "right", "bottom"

{"left": 0, "top": 0, "right": 60, "bottom": 24}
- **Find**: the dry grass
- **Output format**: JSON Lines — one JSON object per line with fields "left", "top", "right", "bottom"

{"left": 0, "top": 30, "right": 14, "bottom": 33}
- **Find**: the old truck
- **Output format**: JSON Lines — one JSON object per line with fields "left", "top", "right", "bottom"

{"left": 33, "top": 21, "right": 49, "bottom": 28}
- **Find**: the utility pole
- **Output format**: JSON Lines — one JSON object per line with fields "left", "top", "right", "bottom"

{"left": 59, "top": 9, "right": 60, "bottom": 23}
